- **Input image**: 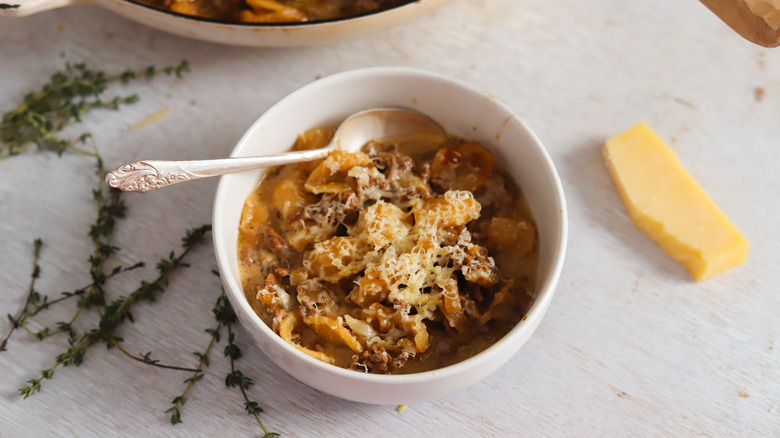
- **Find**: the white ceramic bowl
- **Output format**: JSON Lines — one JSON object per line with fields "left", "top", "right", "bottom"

{"left": 213, "top": 67, "right": 568, "bottom": 404}
{"left": 2, "top": 0, "right": 452, "bottom": 47}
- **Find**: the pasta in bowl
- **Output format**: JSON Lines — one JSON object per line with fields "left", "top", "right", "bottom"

{"left": 238, "top": 131, "right": 540, "bottom": 374}
{"left": 213, "top": 67, "right": 567, "bottom": 403}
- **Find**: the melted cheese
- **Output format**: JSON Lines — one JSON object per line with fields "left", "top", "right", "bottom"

{"left": 604, "top": 122, "right": 749, "bottom": 281}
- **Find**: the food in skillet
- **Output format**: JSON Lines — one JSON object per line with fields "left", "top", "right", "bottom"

{"left": 237, "top": 126, "right": 540, "bottom": 374}
{"left": 137, "top": 0, "right": 415, "bottom": 22}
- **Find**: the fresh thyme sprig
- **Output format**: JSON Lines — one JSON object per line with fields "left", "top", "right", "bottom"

{"left": 84, "top": 146, "right": 126, "bottom": 310}
{"left": 1, "top": 145, "right": 143, "bottom": 345}
{"left": 166, "top": 297, "right": 223, "bottom": 426}
{"left": 33, "top": 262, "right": 144, "bottom": 316}
{"left": 6, "top": 59, "right": 281, "bottom": 433}
{"left": 0, "top": 60, "right": 189, "bottom": 160}
{"left": 164, "top": 275, "right": 279, "bottom": 437}
{"left": 1, "top": 239, "right": 43, "bottom": 352}
{"left": 218, "top": 288, "right": 279, "bottom": 438}
{"left": 2, "top": 58, "right": 189, "bottom": 343}
{"left": 225, "top": 325, "right": 279, "bottom": 438}
{"left": 18, "top": 134, "right": 130, "bottom": 342}
{"left": 17, "top": 261, "right": 145, "bottom": 341}
{"left": 2, "top": 61, "right": 187, "bottom": 346}
{"left": 19, "top": 225, "right": 212, "bottom": 399}
{"left": 99, "top": 224, "right": 212, "bottom": 334}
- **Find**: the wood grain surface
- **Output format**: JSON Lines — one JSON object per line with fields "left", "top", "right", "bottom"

{"left": 701, "top": 0, "right": 780, "bottom": 47}
{"left": 1, "top": 0, "right": 779, "bottom": 436}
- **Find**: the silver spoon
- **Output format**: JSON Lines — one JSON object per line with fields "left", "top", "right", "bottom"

{"left": 105, "top": 108, "right": 446, "bottom": 192}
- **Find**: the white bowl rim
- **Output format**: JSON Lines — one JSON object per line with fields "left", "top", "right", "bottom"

{"left": 213, "top": 66, "right": 568, "bottom": 385}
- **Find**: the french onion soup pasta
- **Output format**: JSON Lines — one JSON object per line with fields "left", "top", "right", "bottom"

{"left": 137, "top": 0, "right": 415, "bottom": 23}
{"left": 237, "top": 124, "right": 539, "bottom": 374}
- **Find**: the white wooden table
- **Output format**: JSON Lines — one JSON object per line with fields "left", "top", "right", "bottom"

{"left": 1, "top": 1, "right": 779, "bottom": 436}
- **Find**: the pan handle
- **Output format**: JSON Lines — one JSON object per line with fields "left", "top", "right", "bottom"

{"left": 700, "top": 0, "right": 780, "bottom": 47}
{"left": 0, "top": 0, "right": 90, "bottom": 16}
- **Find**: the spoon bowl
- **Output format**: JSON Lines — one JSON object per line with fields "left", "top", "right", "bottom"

{"left": 105, "top": 108, "right": 445, "bottom": 192}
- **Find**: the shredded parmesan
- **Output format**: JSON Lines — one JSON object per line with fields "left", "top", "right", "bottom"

{"left": 129, "top": 106, "right": 171, "bottom": 131}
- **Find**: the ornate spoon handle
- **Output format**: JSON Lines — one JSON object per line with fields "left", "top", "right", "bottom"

{"left": 105, "top": 148, "right": 329, "bottom": 192}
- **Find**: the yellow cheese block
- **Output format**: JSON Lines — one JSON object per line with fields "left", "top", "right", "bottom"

{"left": 603, "top": 122, "right": 749, "bottom": 281}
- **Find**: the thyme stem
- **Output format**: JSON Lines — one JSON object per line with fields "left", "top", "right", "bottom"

{"left": 20, "top": 261, "right": 145, "bottom": 330}
{"left": 1, "top": 239, "right": 43, "bottom": 352}
{"left": 226, "top": 324, "right": 275, "bottom": 436}
{"left": 166, "top": 319, "right": 222, "bottom": 425}
{"left": 112, "top": 340, "right": 201, "bottom": 373}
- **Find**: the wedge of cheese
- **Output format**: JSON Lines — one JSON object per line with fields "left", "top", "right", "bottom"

{"left": 603, "top": 122, "right": 749, "bottom": 281}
